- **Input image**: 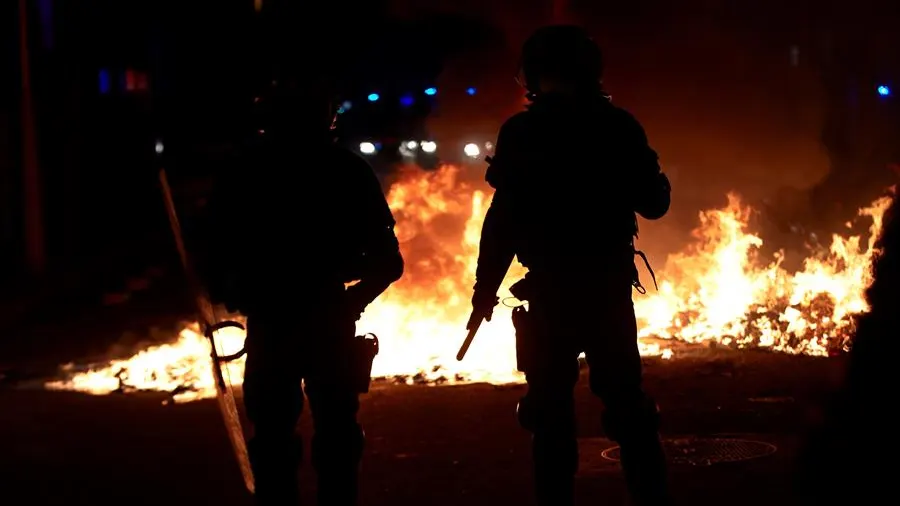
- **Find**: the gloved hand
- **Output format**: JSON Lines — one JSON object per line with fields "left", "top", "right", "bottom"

{"left": 467, "top": 292, "right": 499, "bottom": 330}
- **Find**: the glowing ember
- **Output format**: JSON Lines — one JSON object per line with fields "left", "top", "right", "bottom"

{"left": 45, "top": 165, "right": 891, "bottom": 402}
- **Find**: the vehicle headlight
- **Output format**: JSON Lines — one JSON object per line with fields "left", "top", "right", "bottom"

{"left": 399, "top": 140, "right": 417, "bottom": 157}
{"left": 359, "top": 142, "right": 376, "bottom": 154}
{"left": 464, "top": 143, "right": 480, "bottom": 157}
{"left": 421, "top": 141, "right": 437, "bottom": 153}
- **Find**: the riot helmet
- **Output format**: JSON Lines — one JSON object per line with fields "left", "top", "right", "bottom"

{"left": 518, "top": 25, "right": 604, "bottom": 98}
{"left": 253, "top": 17, "right": 342, "bottom": 142}
{"left": 254, "top": 70, "right": 338, "bottom": 141}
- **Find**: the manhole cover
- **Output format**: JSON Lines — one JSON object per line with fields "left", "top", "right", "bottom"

{"left": 601, "top": 437, "right": 776, "bottom": 466}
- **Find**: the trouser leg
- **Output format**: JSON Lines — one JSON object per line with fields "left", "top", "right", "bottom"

{"left": 243, "top": 318, "right": 305, "bottom": 506}
{"left": 516, "top": 314, "right": 581, "bottom": 506}
{"left": 586, "top": 299, "right": 670, "bottom": 506}
{"left": 304, "top": 320, "right": 363, "bottom": 506}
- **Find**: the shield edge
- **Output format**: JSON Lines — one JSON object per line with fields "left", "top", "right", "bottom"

{"left": 158, "top": 169, "right": 255, "bottom": 494}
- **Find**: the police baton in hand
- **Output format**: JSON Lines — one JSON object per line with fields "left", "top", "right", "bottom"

{"left": 456, "top": 310, "right": 488, "bottom": 361}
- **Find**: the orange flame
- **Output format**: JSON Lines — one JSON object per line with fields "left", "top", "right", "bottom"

{"left": 45, "top": 165, "right": 891, "bottom": 402}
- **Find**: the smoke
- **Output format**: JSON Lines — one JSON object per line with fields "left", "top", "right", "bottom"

{"left": 595, "top": 11, "right": 833, "bottom": 261}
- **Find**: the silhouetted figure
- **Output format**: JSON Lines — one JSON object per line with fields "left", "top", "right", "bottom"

{"left": 798, "top": 189, "right": 897, "bottom": 504}
{"left": 199, "top": 74, "right": 404, "bottom": 506}
{"left": 467, "top": 25, "right": 673, "bottom": 506}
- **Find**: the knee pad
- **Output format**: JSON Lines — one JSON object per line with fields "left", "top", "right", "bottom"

{"left": 517, "top": 396, "right": 536, "bottom": 432}
{"left": 602, "top": 396, "right": 660, "bottom": 443}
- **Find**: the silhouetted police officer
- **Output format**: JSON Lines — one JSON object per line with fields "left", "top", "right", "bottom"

{"left": 200, "top": 71, "right": 404, "bottom": 505}
{"left": 467, "top": 25, "right": 672, "bottom": 506}
{"left": 797, "top": 190, "right": 898, "bottom": 504}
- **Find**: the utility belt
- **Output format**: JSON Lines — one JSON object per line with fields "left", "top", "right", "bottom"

{"left": 512, "top": 304, "right": 535, "bottom": 373}
{"left": 349, "top": 333, "right": 380, "bottom": 394}
{"left": 507, "top": 244, "right": 657, "bottom": 374}
{"left": 509, "top": 278, "right": 536, "bottom": 374}
{"left": 241, "top": 309, "right": 380, "bottom": 395}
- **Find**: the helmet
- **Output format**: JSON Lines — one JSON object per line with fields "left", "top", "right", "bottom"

{"left": 519, "top": 25, "right": 604, "bottom": 96}
{"left": 254, "top": 71, "right": 338, "bottom": 140}
{"left": 253, "top": 7, "right": 342, "bottom": 140}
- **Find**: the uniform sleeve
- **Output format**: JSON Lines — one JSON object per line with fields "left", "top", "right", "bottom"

{"left": 484, "top": 112, "right": 531, "bottom": 190}
{"left": 343, "top": 154, "right": 404, "bottom": 312}
{"left": 617, "top": 109, "right": 671, "bottom": 220}
{"left": 472, "top": 115, "right": 529, "bottom": 305}
{"left": 472, "top": 189, "right": 516, "bottom": 305}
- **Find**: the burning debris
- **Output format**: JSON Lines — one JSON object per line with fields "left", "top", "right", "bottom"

{"left": 44, "top": 165, "right": 892, "bottom": 403}
{"left": 633, "top": 192, "right": 888, "bottom": 355}
{"left": 45, "top": 323, "right": 248, "bottom": 402}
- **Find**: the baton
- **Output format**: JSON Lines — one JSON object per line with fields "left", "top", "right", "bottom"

{"left": 456, "top": 319, "right": 483, "bottom": 361}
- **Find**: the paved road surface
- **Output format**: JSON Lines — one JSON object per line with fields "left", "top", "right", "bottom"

{"left": 1, "top": 349, "right": 840, "bottom": 505}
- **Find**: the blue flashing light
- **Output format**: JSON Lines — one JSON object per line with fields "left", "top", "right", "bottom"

{"left": 424, "top": 87, "right": 437, "bottom": 96}
{"left": 98, "top": 69, "right": 111, "bottom": 94}
{"left": 877, "top": 85, "right": 891, "bottom": 97}
{"left": 367, "top": 93, "right": 380, "bottom": 102}
{"left": 400, "top": 94, "right": 415, "bottom": 107}
{"left": 466, "top": 87, "right": 476, "bottom": 96}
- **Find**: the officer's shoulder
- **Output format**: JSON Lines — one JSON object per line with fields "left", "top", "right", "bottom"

{"left": 327, "top": 145, "right": 381, "bottom": 189}
{"left": 606, "top": 104, "right": 645, "bottom": 130}
{"left": 487, "top": 112, "right": 539, "bottom": 183}
{"left": 498, "top": 111, "right": 537, "bottom": 138}
{"left": 328, "top": 145, "right": 375, "bottom": 174}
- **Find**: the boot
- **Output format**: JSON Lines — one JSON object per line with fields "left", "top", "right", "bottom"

{"left": 316, "top": 465, "right": 359, "bottom": 506}
{"left": 534, "top": 473, "right": 575, "bottom": 506}
{"left": 619, "top": 435, "right": 671, "bottom": 506}
{"left": 311, "top": 426, "right": 364, "bottom": 506}
{"left": 532, "top": 435, "right": 578, "bottom": 506}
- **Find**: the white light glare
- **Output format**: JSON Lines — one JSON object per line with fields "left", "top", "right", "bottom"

{"left": 421, "top": 141, "right": 437, "bottom": 153}
{"left": 154, "top": 140, "right": 164, "bottom": 155}
{"left": 399, "top": 140, "right": 417, "bottom": 157}
{"left": 464, "top": 143, "right": 480, "bottom": 157}
{"left": 359, "top": 142, "right": 376, "bottom": 154}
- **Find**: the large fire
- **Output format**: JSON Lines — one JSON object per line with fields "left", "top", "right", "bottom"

{"left": 46, "top": 164, "right": 891, "bottom": 402}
